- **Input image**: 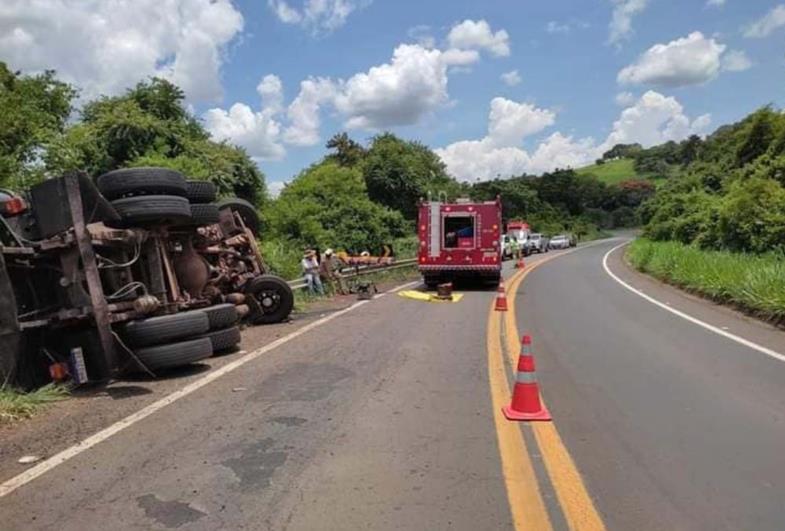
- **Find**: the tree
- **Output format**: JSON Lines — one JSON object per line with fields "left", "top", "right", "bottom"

{"left": 47, "top": 77, "right": 267, "bottom": 205}
{"left": 362, "top": 133, "right": 458, "bottom": 219}
{"left": 0, "top": 63, "right": 76, "bottom": 189}
{"left": 266, "top": 161, "right": 408, "bottom": 253}
{"left": 679, "top": 135, "right": 702, "bottom": 166}
{"left": 325, "top": 132, "right": 366, "bottom": 167}
{"left": 736, "top": 107, "right": 776, "bottom": 167}
{"left": 601, "top": 143, "right": 642, "bottom": 161}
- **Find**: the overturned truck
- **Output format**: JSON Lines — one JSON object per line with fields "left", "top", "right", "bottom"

{"left": 0, "top": 168, "right": 293, "bottom": 388}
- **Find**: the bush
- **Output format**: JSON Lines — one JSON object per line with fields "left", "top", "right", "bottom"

{"left": 716, "top": 177, "right": 785, "bottom": 254}
{"left": 627, "top": 238, "right": 785, "bottom": 322}
{"left": 265, "top": 161, "right": 409, "bottom": 254}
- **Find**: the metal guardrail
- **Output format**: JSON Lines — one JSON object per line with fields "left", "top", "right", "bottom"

{"left": 287, "top": 258, "right": 418, "bottom": 290}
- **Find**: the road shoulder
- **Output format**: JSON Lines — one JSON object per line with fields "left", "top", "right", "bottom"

{"left": 607, "top": 241, "right": 785, "bottom": 359}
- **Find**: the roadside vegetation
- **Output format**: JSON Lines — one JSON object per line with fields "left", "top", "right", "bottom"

{"left": 0, "top": 384, "right": 68, "bottom": 425}
{"left": 627, "top": 239, "right": 785, "bottom": 323}
{"left": 609, "top": 105, "right": 785, "bottom": 320}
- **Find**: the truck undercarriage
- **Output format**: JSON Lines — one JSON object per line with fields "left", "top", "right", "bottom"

{"left": 0, "top": 169, "right": 293, "bottom": 389}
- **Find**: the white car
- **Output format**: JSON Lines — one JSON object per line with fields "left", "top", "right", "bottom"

{"left": 548, "top": 234, "right": 570, "bottom": 250}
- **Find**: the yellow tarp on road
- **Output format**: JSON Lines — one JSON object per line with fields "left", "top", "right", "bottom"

{"left": 397, "top": 290, "right": 464, "bottom": 303}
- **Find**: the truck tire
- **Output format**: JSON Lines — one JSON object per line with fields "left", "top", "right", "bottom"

{"left": 200, "top": 326, "right": 241, "bottom": 354}
{"left": 185, "top": 180, "right": 217, "bottom": 203}
{"left": 97, "top": 168, "right": 187, "bottom": 200}
{"left": 202, "top": 303, "right": 239, "bottom": 330}
{"left": 188, "top": 204, "right": 220, "bottom": 226}
{"left": 110, "top": 195, "right": 191, "bottom": 227}
{"left": 134, "top": 337, "right": 213, "bottom": 371}
{"left": 217, "top": 198, "right": 260, "bottom": 236}
{"left": 119, "top": 311, "right": 209, "bottom": 348}
{"left": 245, "top": 275, "right": 293, "bottom": 324}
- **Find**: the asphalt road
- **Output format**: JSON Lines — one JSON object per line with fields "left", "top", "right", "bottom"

{"left": 2, "top": 238, "right": 784, "bottom": 530}
{"left": 518, "top": 239, "right": 785, "bottom": 531}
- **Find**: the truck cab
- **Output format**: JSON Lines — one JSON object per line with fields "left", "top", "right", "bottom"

{"left": 417, "top": 197, "right": 502, "bottom": 288}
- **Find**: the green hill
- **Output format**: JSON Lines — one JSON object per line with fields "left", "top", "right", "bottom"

{"left": 575, "top": 158, "right": 639, "bottom": 184}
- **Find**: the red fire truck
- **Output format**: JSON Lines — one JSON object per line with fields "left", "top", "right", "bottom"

{"left": 417, "top": 197, "right": 503, "bottom": 288}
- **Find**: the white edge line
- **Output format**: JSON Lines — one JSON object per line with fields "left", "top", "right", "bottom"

{"left": 603, "top": 241, "right": 785, "bottom": 364}
{"left": 0, "top": 278, "right": 419, "bottom": 498}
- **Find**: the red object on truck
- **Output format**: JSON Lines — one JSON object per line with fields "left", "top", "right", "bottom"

{"left": 417, "top": 197, "right": 503, "bottom": 288}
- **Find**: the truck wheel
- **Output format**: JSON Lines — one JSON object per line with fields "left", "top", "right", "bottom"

{"left": 202, "top": 303, "right": 239, "bottom": 330}
{"left": 110, "top": 195, "right": 191, "bottom": 227}
{"left": 424, "top": 276, "right": 439, "bottom": 290}
{"left": 133, "top": 337, "right": 213, "bottom": 371}
{"left": 185, "top": 180, "right": 217, "bottom": 203}
{"left": 245, "top": 275, "right": 294, "bottom": 324}
{"left": 97, "top": 168, "right": 187, "bottom": 200}
{"left": 119, "top": 311, "right": 209, "bottom": 348}
{"left": 200, "top": 326, "right": 241, "bottom": 354}
{"left": 188, "top": 204, "right": 220, "bottom": 226}
{"left": 217, "top": 198, "right": 260, "bottom": 236}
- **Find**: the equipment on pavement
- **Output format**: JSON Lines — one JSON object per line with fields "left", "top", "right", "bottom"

{"left": 503, "top": 335, "right": 551, "bottom": 421}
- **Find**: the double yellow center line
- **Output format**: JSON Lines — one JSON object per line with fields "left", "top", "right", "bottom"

{"left": 488, "top": 257, "right": 605, "bottom": 531}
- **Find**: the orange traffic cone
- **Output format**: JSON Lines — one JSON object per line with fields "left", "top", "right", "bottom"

{"left": 503, "top": 335, "right": 551, "bottom": 421}
{"left": 515, "top": 257, "right": 526, "bottom": 269}
{"left": 495, "top": 280, "right": 508, "bottom": 312}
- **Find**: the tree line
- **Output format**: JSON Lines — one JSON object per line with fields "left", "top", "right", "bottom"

{"left": 630, "top": 106, "right": 785, "bottom": 254}
{"left": 1, "top": 65, "right": 653, "bottom": 275}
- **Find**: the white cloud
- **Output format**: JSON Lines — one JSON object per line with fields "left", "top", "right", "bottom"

{"left": 434, "top": 98, "right": 559, "bottom": 181}
{"left": 334, "top": 44, "right": 451, "bottom": 129}
{"left": 447, "top": 19, "right": 510, "bottom": 57}
{"left": 743, "top": 5, "right": 785, "bottom": 38}
{"left": 268, "top": 180, "right": 288, "bottom": 198}
{"left": 441, "top": 48, "right": 481, "bottom": 67}
{"left": 203, "top": 104, "right": 285, "bottom": 161}
{"left": 615, "top": 91, "right": 636, "bottom": 106}
{"left": 408, "top": 25, "right": 435, "bottom": 48}
{"left": 608, "top": 0, "right": 649, "bottom": 45}
{"left": 436, "top": 91, "right": 710, "bottom": 182}
{"left": 528, "top": 133, "right": 599, "bottom": 174}
{"left": 257, "top": 74, "right": 284, "bottom": 112}
{"left": 282, "top": 43, "right": 463, "bottom": 144}
{"left": 546, "top": 21, "right": 571, "bottom": 34}
{"left": 0, "top": 0, "right": 243, "bottom": 102}
{"left": 706, "top": 0, "right": 725, "bottom": 7}
{"left": 284, "top": 77, "right": 337, "bottom": 145}
{"left": 602, "top": 90, "right": 711, "bottom": 149}
{"left": 722, "top": 50, "right": 753, "bottom": 72}
{"left": 487, "top": 98, "right": 555, "bottom": 146}
{"left": 268, "top": 0, "right": 302, "bottom": 23}
{"left": 435, "top": 139, "right": 531, "bottom": 182}
{"left": 268, "top": 0, "right": 368, "bottom": 35}
{"left": 618, "top": 32, "right": 726, "bottom": 87}
{"left": 203, "top": 74, "right": 286, "bottom": 160}
{"left": 500, "top": 70, "right": 522, "bottom": 86}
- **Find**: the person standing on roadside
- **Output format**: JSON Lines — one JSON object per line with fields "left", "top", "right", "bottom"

{"left": 302, "top": 249, "right": 324, "bottom": 295}
{"left": 510, "top": 236, "right": 521, "bottom": 261}
{"left": 320, "top": 248, "right": 348, "bottom": 295}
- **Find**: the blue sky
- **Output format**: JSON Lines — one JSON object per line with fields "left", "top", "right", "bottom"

{"left": 1, "top": 0, "right": 783, "bottom": 192}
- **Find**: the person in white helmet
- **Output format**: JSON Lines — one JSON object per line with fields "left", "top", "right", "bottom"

{"left": 320, "top": 248, "right": 347, "bottom": 295}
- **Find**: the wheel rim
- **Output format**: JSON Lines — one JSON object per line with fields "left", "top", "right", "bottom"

{"left": 256, "top": 289, "right": 281, "bottom": 313}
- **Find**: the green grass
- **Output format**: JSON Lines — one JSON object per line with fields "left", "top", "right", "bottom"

{"left": 626, "top": 238, "right": 785, "bottom": 323}
{"left": 576, "top": 158, "right": 668, "bottom": 187}
{"left": 0, "top": 384, "right": 69, "bottom": 425}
